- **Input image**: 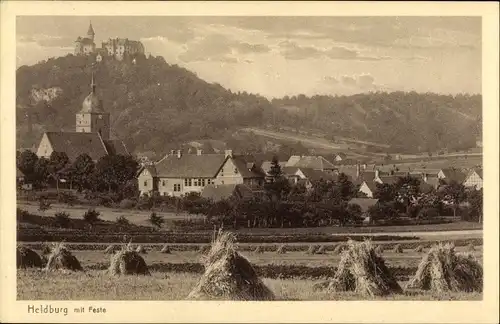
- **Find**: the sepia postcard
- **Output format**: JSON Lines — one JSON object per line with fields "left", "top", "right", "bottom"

{"left": 1, "top": 1, "right": 499, "bottom": 323}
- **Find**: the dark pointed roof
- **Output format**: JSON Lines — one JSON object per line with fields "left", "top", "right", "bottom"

{"left": 81, "top": 73, "right": 104, "bottom": 113}
{"left": 154, "top": 153, "right": 226, "bottom": 178}
{"left": 44, "top": 132, "right": 108, "bottom": 161}
{"left": 87, "top": 22, "right": 95, "bottom": 36}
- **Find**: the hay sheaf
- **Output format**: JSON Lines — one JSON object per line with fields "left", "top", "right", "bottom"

{"left": 109, "top": 248, "right": 150, "bottom": 276}
{"left": 306, "top": 245, "right": 318, "bottom": 255}
{"left": 45, "top": 242, "right": 83, "bottom": 271}
{"left": 393, "top": 244, "right": 403, "bottom": 253}
{"left": 333, "top": 244, "right": 346, "bottom": 254}
{"left": 374, "top": 245, "right": 384, "bottom": 254}
{"left": 104, "top": 244, "right": 120, "bottom": 254}
{"left": 315, "top": 245, "right": 326, "bottom": 255}
{"left": 320, "top": 240, "right": 402, "bottom": 297}
{"left": 406, "top": 243, "right": 483, "bottom": 293}
{"left": 17, "top": 246, "right": 44, "bottom": 268}
{"left": 160, "top": 244, "right": 172, "bottom": 254}
{"left": 414, "top": 245, "right": 424, "bottom": 253}
{"left": 254, "top": 246, "right": 264, "bottom": 254}
{"left": 276, "top": 244, "right": 286, "bottom": 254}
{"left": 187, "top": 231, "right": 275, "bottom": 301}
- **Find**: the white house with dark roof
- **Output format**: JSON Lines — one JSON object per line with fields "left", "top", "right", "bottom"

{"left": 36, "top": 73, "right": 129, "bottom": 162}
{"left": 285, "top": 155, "right": 336, "bottom": 173}
{"left": 463, "top": 168, "right": 483, "bottom": 190}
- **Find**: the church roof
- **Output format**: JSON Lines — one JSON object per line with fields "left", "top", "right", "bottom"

{"left": 45, "top": 132, "right": 109, "bottom": 161}
{"left": 87, "top": 22, "right": 95, "bottom": 36}
{"left": 44, "top": 132, "right": 129, "bottom": 161}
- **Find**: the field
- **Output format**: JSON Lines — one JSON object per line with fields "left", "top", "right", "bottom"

{"left": 18, "top": 244, "right": 483, "bottom": 300}
{"left": 17, "top": 270, "right": 481, "bottom": 301}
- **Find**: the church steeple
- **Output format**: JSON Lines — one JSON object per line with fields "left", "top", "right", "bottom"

{"left": 87, "top": 21, "right": 95, "bottom": 41}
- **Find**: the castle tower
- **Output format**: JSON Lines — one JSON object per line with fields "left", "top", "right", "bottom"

{"left": 75, "top": 73, "right": 110, "bottom": 140}
{"left": 87, "top": 21, "right": 95, "bottom": 41}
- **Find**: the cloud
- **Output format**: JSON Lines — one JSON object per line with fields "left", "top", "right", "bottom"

{"left": 179, "top": 33, "right": 270, "bottom": 63}
{"left": 17, "top": 34, "right": 74, "bottom": 48}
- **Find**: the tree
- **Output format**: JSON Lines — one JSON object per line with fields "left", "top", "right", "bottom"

{"left": 148, "top": 212, "right": 165, "bottom": 230}
{"left": 48, "top": 151, "right": 69, "bottom": 194}
{"left": 373, "top": 183, "right": 396, "bottom": 203}
{"left": 38, "top": 198, "right": 51, "bottom": 213}
{"left": 264, "top": 157, "right": 291, "bottom": 227}
{"left": 439, "top": 181, "right": 467, "bottom": 218}
{"left": 367, "top": 202, "right": 399, "bottom": 224}
{"left": 71, "top": 153, "right": 96, "bottom": 191}
{"left": 394, "top": 176, "right": 421, "bottom": 215}
{"left": 332, "top": 173, "right": 357, "bottom": 202}
{"left": 467, "top": 188, "right": 483, "bottom": 223}
{"left": 34, "top": 157, "right": 50, "bottom": 188}
{"left": 17, "top": 150, "right": 38, "bottom": 184}
{"left": 83, "top": 208, "right": 101, "bottom": 230}
{"left": 95, "top": 155, "right": 139, "bottom": 192}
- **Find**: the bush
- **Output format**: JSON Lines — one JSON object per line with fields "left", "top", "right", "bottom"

{"left": 418, "top": 207, "right": 439, "bottom": 220}
{"left": 17, "top": 208, "right": 30, "bottom": 222}
{"left": 83, "top": 208, "right": 101, "bottom": 227}
{"left": 119, "top": 199, "right": 136, "bottom": 209}
{"left": 38, "top": 199, "right": 51, "bottom": 212}
{"left": 54, "top": 212, "right": 71, "bottom": 228}
{"left": 148, "top": 212, "right": 165, "bottom": 230}
{"left": 115, "top": 215, "right": 131, "bottom": 227}
{"left": 58, "top": 192, "right": 78, "bottom": 206}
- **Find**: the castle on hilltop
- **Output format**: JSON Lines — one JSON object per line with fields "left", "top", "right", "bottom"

{"left": 74, "top": 22, "right": 145, "bottom": 61}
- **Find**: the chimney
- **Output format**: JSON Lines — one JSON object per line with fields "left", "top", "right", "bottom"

{"left": 363, "top": 163, "right": 367, "bottom": 170}
{"left": 225, "top": 150, "right": 233, "bottom": 158}
{"left": 197, "top": 149, "right": 203, "bottom": 156}
{"left": 176, "top": 150, "right": 182, "bottom": 158}
{"left": 356, "top": 163, "right": 360, "bottom": 178}
{"left": 375, "top": 169, "right": 379, "bottom": 179}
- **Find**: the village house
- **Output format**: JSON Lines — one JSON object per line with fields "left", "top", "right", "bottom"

{"left": 214, "top": 151, "right": 267, "bottom": 187}
{"left": 283, "top": 167, "right": 336, "bottom": 190}
{"left": 137, "top": 149, "right": 227, "bottom": 197}
{"left": 285, "top": 155, "right": 337, "bottom": 173}
{"left": 462, "top": 168, "right": 483, "bottom": 190}
{"left": 36, "top": 74, "right": 129, "bottom": 162}
{"left": 437, "top": 168, "right": 468, "bottom": 185}
{"left": 358, "top": 180, "right": 377, "bottom": 198}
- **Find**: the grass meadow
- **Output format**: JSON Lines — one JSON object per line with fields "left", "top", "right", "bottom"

{"left": 17, "top": 269, "right": 481, "bottom": 301}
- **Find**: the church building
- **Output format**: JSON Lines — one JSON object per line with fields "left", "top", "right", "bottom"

{"left": 36, "top": 74, "right": 129, "bottom": 162}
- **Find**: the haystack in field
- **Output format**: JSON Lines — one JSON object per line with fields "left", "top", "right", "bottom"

{"left": 467, "top": 243, "right": 475, "bottom": 252}
{"left": 276, "top": 244, "right": 286, "bottom": 254}
{"left": 104, "top": 244, "right": 120, "bottom": 254}
{"left": 109, "top": 245, "right": 150, "bottom": 276}
{"left": 254, "top": 246, "right": 264, "bottom": 254}
{"left": 375, "top": 245, "right": 384, "bottom": 254}
{"left": 393, "top": 244, "right": 403, "bottom": 253}
{"left": 45, "top": 242, "right": 83, "bottom": 271}
{"left": 160, "top": 244, "right": 171, "bottom": 254}
{"left": 41, "top": 242, "right": 53, "bottom": 255}
{"left": 306, "top": 245, "right": 318, "bottom": 255}
{"left": 333, "top": 244, "right": 346, "bottom": 254}
{"left": 322, "top": 240, "right": 402, "bottom": 297}
{"left": 187, "top": 231, "right": 275, "bottom": 301}
{"left": 315, "top": 245, "right": 326, "bottom": 254}
{"left": 414, "top": 245, "right": 424, "bottom": 253}
{"left": 406, "top": 243, "right": 483, "bottom": 293}
{"left": 135, "top": 245, "right": 147, "bottom": 254}
{"left": 17, "top": 246, "right": 44, "bottom": 268}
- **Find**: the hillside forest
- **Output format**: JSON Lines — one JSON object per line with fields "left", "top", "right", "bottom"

{"left": 16, "top": 53, "right": 482, "bottom": 157}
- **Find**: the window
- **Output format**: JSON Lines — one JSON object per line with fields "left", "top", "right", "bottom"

{"left": 184, "top": 179, "right": 188, "bottom": 186}
{"left": 143, "top": 181, "right": 148, "bottom": 186}
{"left": 162, "top": 180, "right": 166, "bottom": 186}
{"left": 174, "top": 184, "right": 181, "bottom": 192}
{"left": 193, "top": 179, "right": 199, "bottom": 186}
{"left": 201, "top": 179, "right": 206, "bottom": 186}
{"left": 234, "top": 168, "right": 239, "bottom": 174}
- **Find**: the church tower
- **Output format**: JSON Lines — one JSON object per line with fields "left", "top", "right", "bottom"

{"left": 75, "top": 73, "right": 110, "bottom": 140}
{"left": 87, "top": 21, "right": 95, "bottom": 41}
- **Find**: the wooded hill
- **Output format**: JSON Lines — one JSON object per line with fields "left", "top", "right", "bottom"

{"left": 16, "top": 53, "right": 481, "bottom": 156}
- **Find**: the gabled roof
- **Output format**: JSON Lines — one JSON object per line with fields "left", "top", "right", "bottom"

{"left": 282, "top": 166, "right": 300, "bottom": 176}
{"left": 378, "top": 175, "right": 398, "bottom": 185}
{"left": 425, "top": 176, "right": 440, "bottom": 188}
{"left": 201, "top": 183, "right": 258, "bottom": 202}
{"left": 17, "top": 168, "right": 25, "bottom": 178}
{"left": 358, "top": 171, "right": 377, "bottom": 182}
{"left": 137, "top": 165, "right": 157, "bottom": 177}
{"left": 360, "top": 180, "right": 377, "bottom": 193}
{"left": 285, "top": 155, "right": 336, "bottom": 170}
{"left": 155, "top": 153, "right": 226, "bottom": 178}
{"left": 469, "top": 168, "right": 483, "bottom": 179}
{"left": 230, "top": 155, "right": 266, "bottom": 178}
{"left": 298, "top": 168, "right": 335, "bottom": 181}
{"left": 103, "top": 139, "right": 129, "bottom": 156}
{"left": 440, "top": 168, "right": 467, "bottom": 184}
{"left": 45, "top": 132, "right": 109, "bottom": 161}
{"left": 348, "top": 198, "right": 379, "bottom": 212}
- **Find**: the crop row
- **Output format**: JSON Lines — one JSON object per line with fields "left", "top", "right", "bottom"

{"left": 23, "top": 238, "right": 483, "bottom": 252}
{"left": 86, "top": 261, "right": 417, "bottom": 281}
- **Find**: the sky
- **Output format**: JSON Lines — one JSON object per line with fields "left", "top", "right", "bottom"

{"left": 16, "top": 16, "right": 481, "bottom": 98}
